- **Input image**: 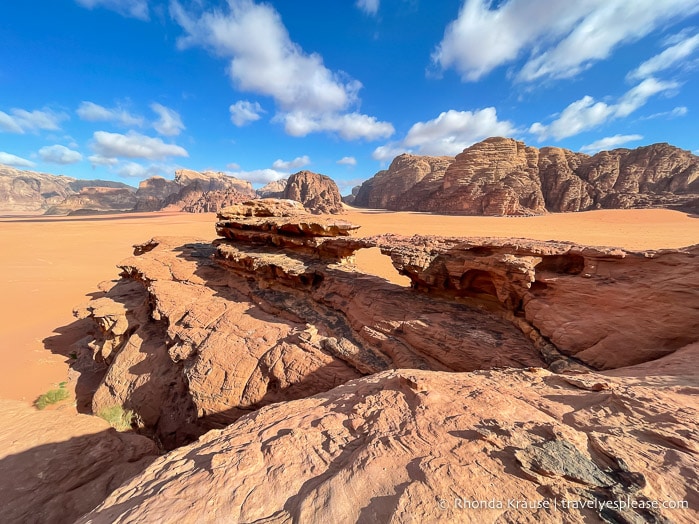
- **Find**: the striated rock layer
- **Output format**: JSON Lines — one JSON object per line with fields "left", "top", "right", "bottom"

{"left": 81, "top": 367, "right": 698, "bottom": 523}
{"left": 352, "top": 137, "right": 699, "bottom": 215}
{"left": 70, "top": 200, "right": 699, "bottom": 452}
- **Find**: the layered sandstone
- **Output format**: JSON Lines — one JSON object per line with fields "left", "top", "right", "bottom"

{"left": 70, "top": 200, "right": 699, "bottom": 452}
{"left": 257, "top": 178, "right": 288, "bottom": 198}
{"left": 44, "top": 187, "right": 138, "bottom": 215}
{"left": 283, "top": 170, "right": 345, "bottom": 214}
{"left": 81, "top": 367, "right": 698, "bottom": 523}
{"left": 352, "top": 138, "right": 699, "bottom": 215}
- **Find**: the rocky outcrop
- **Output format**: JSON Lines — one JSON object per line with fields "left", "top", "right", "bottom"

{"left": 0, "top": 164, "right": 133, "bottom": 214}
{"left": 70, "top": 200, "right": 699, "bottom": 452}
{"left": 136, "top": 169, "right": 256, "bottom": 213}
{"left": 283, "top": 170, "right": 345, "bottom": 214}
{"left": 44, "top": 187, "right": 138, "bottom": 215}
{"left": 0, "top": 399, "right": 157, "bottom": 524}
{"left": 353, "top": 137, "right": 699, "bottom": 215}
{"left": 80, "top": 367, "right": 698, "bottom": 523}
{"left": 257, "top": 178, "right": 288, "bottom": 198}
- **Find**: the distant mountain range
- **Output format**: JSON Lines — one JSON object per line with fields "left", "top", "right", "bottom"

{"left": 347, "top": 137, "right": 699, "bottom": 215}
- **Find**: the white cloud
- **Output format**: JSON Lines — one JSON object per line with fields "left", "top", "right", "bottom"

{"left": 75, "top": 0, "right": 149, "bottom": 20}
{"left": 0, "top": 108, "right": 65, "bottom": 134}
{"left": 272, "top": 155, "right": 310, "bottom": 171}
{"left": 580, "top": 134, "right": 644, "bottom": 154}
{"left": 226, "top": 168, "right": 287, "bottom": 184}
{"left": 433, "top": 0, "right": 699, "bottom": 83}
{"left": 530, "top": 77, "right": 677, "bottom": 140}
{"left": 356, "top": 0, "right": 379, "bottom": 16}
{"left": 151, "top": 103, "right": 185, "bottom": 136}
{"left": 229, "top": 100, "right": 265, "bottom": 126}
{"left": 77, "top": 101, "right": 144, "bottom": 127}
{"left": 38, "top": 145, "right": 83, "bottom": 164}
{"left": 115, "top": 161, "right": 172, "bottom": 178}
{"left": 373, "top": 108, "right": 515, "bottom": 160}
{"left": 171, "top": 0, "right": 393, "bottom": 140}
{"left": 91, "top": 131, "right": 189, "bottom": 160}
{"left": 0, "top": 152, "right": 36, "bottom": 168}
{"left": 226, "top": 162, "right": 241, "bottom": 170}
{"left": 337, "top": 156, "right": 357, "bottom": 166}
{"left": 89, "top": 155, "right": 120, "bottom": 167}
{"left": 643, "top": 106, "right": 688, "bottom": 119}
{"left": 628, "top": 32, "right": 699, "bottom": 81}
{"left": 281, "top": 111, "right": 394, "bottom": 140}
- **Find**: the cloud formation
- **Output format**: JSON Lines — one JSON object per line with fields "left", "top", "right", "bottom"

{"left": 433, "top": 0, "right": 699, "bottom": 82}
{"left": 374, "top": 108, "right": 515, "bottom": 160}
{"left": 38, "top": 145, "right": 83, "bottom": 164}
{"left": 227, "top": 168, "right": 287, "bottom": 184}
{"left": 271, "top": 155, "right": 310, "bottom": 171}
{"left": 580, "top": 134, "right": 644, "bottom": 154}
{"left": 91, "top": 131, "right": 189, "bottom": 161}
{"left": 75, "top": 0, "right": 149, "bottom": 20}
{"left": 0, "top": 152, "right": 36, "bottom": 167}
{"left": 151, "top": 103, "right": 185, "bottom": 136}
{"left": 171, "top": 0, "right": 393, "bottom": 140}
{"left": 337, "top": 156, "right": 357, "bottom": 166}
{"left": 529, "top": 77, "right": 678, "bottom": 141}
{"left": 628, "top": 31, "right": 699, "bottom": 81}
{"left": 0, "top": 108, "right": 66, "bottom": 134}
{"left": 356, "top": 0, "right": 379, "bottom": 16}
{"left": 229, "top": 100, "right": 265, "bottom": 126}
{"left": 77, "top": 101, "right": 144, "bottom": 127}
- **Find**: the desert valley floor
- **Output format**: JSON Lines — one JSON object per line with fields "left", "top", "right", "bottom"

{"left": 1, "top": 206, "right": 698, "bottom": 522}
{"left": 2, "top": 207, "right": 698, "bottom": 402}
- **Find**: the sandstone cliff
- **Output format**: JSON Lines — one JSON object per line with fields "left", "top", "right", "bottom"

{"left": 283, "top": 170, "right": 345, "bottom": 214}
{"left": 257, "top": 178, "right": 288, "bottom": 198}
{"left": 352, "top": 138, "right": 699, "bottom": 215}
{"left": 0, "top": 164, "right": 133, "bottom": 214}
{"left": 44, "top": 187, "right": 139, "bottom": 215}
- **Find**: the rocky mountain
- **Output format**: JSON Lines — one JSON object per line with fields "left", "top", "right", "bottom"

{"left": 283, "top": 170, "right": 345, "bottom": 214}
{"left": 0, "top": 164, "right": 133, "bottom": 214}
{"left": 257, "top": 178, "right": 288, "bottom": 198}
{"left": 44, "top": 187, "right": 139, "bottom": 215}
{"left": 55, "top": 200, "right": 698, "bottom": 522}
{"left": 352, "top": 138, "right": 699, "bottom": 215}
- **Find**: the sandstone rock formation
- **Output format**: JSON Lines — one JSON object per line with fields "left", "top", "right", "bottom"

{"left": 257, "top": 178, "right": 288, "bottom": 198}
{"left": 0, "top": 399, "right": 157, "bottom": 524}
{"left": 70, "top": 200, "right": 699, "bottom": 454}
{"left": 44, "top": 187, "right": 139, "bottom": 215}
{"left": 283, "top": 170, "right": 345, "bottom": 214}
{"left": 352, "top": 137, "right": 699, "bottom": 215}
{"left": 0, "top": 164, "right": 133, "bottom": 214}
{"left": 80, "top": 367, "right": 698, "bottom": 523}
{"left": 135, "top": 169, "right": 256, "bottom": 213}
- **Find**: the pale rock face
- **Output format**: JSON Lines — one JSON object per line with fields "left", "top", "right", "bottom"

{"left": 352, "top": 137, "right": 699, "bottom": 215}
{"left": 257, "top": 178, "right": 288, "bottom": 198}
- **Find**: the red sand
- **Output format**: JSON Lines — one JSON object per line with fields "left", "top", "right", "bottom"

{"left": 1, "top": 208, "right": 697, "bottom": 402}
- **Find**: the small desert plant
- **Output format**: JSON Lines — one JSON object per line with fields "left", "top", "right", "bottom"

{"left": 97, "top": 405, "right": 135, "bottom": 431}
{"left": 34, "top": 383, "right": 70, "bottom": 410}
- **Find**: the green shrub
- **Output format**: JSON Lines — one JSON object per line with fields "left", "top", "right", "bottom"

{"left": 35, "top": 384, "right": 70, "bottom": 410}
{"left": 97, "top": 405, "right": 135, "bottom": 431}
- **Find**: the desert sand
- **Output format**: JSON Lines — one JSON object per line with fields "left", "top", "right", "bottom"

{"left": 1, "top": 207, "right": 697, "bottom": 403}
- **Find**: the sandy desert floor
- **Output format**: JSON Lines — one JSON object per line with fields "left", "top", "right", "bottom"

{"left": 1, "top": 207, "right": 697, "bottom": 404}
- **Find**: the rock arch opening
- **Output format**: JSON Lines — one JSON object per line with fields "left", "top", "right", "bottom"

{"left": 458, "top": 269, "right": 499, "bottom": 299}
{"left": 353, "top": 247, "right": 411, "bottom": 287}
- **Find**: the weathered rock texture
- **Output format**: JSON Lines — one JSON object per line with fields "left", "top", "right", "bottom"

{"left": 0, "top": 164, "right": 133, "bottom": 214}
{"left": 0, "top": 399, "right": 157, "bottom": 524}
{"left": 352, "top": 137, "right": 699, "bottom": 215}
{"left": 257, "top": 178, "right": 288, "bottom": 198}
{"left": 44, "top": 187, "right": 139, "bottom": 215}
{"left": 71, "top": 200, "right": 699, "bottom": 453}
{"left": 283, "top": 170, "right": 345, "bottom": 214}
{"left": 80, "top": 367, "right": 698, "bottom": 523}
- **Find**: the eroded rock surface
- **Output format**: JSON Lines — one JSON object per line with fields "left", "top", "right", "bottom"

{"left": 352, "top": 137, "right": 699, "bottom": 215}
{"left": 0, "top": 400, "right": 157, "bottom": 524}
{"left": 80, "top": 368, "right": 699, "bottom": 523}
{"left": 283, "top": 170, "right": 345, "bottom": 214}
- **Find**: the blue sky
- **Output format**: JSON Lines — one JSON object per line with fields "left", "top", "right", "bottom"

{"left": 1, "top": 1, "right": 698, "bottom": 192}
